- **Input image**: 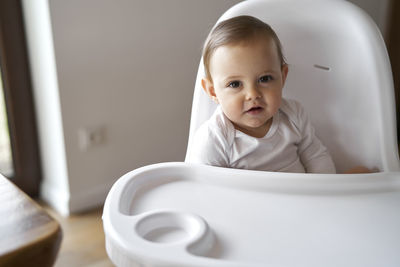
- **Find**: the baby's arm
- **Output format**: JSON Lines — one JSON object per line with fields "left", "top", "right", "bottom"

{"left": 292, "top": 101, "right": 336, "bottom": 173}
{"left": 294, "top": 103, "right": 378, "bottom": 174}
{"left": 292, "top": 102, "right": 377, "bottom": 174}
{"left": 298, "top": 136, "right": 336, "bottom": 173}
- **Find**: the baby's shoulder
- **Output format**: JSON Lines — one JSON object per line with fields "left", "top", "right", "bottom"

{"left": 279, "top": 98, "right": 308, "bottom": 129}
{"left": 196, "top": 107, "right": 235, "bottom": 146}
{"left": 188, "top": 108, "right": 233, "bottom": 166}
{"left": 280, "top": 98, "right": 305, "bottom": 116}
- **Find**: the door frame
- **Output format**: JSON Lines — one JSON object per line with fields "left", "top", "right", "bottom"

{"left": 0, "top": 0, "right": 42, "bottom": 197}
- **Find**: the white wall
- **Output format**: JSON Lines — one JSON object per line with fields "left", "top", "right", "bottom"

{"left": 348, "top": 0, "right": 392, "bottom": 39}
{"left": 24, "top": 0, "right": 242, "bottom": 215}
{"left": 23, "top": 0, "right": 391, "bottom": 215}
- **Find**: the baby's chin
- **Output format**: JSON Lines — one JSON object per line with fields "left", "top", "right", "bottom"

{"left": 245, "top": 116, "right": 272, "bottom": 127}
{"left": 234, "top": 119, "right": 272, "bottom": 133}
{"left": 246, "top": 122, "right": 271, "bottom": 131}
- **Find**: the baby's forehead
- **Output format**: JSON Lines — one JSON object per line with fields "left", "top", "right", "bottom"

{"left": 211, "top": 37, "right": 279, "bottom": 59}
{"left": 209, "top": 39, "right": 282, "bottom": 77}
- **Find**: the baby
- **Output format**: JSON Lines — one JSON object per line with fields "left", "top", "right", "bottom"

{"left": 187, "top": 15, "right": 372, "bottom": 174}
{"left": 187, "top": 15, "right": 337, "bottom": 173}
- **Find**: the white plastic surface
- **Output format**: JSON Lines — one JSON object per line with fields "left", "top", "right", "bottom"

{"left": 103, "top": 0, "right": 400, "bottom": 266}
{"left": 103, "top": 162, "right": 400, "bottom": 267}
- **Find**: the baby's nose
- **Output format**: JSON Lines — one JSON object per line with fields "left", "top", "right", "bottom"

{"left": 245, "top": 85, "right": 261, "bottom": 100}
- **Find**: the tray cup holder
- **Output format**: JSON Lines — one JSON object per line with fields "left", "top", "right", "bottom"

{"left": 135, "top": 211, "right": 209, "bottom": 245}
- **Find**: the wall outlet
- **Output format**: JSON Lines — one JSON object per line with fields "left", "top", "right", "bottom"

{"left": 78, "top": 126, "right": 106, "bottom": 151}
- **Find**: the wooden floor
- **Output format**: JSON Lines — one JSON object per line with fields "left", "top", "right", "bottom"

{"left": 42, "top": 204, "right": 114, "bottom": 267}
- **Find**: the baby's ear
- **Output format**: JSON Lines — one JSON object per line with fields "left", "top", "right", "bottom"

{"left": 201, "top": 78, "right": 219, "bottom": 104}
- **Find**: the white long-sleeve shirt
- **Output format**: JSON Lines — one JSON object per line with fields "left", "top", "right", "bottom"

{"left": 187, "top": 98, "right": 336, "bottom": 173}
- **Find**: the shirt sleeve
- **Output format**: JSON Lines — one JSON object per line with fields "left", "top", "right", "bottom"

{"left": 294, "top": 102, "right": 336, "bottom": 174}
{"left": 186, "top": 123, "right": 229, "bottom": 167}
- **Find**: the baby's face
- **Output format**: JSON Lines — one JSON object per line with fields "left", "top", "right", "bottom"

{"left": 203, "top": 37, "right": 288, "bottom": 138}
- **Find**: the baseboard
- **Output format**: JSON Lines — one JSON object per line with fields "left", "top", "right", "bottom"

{"left": 40, "top": 180, "right": 70, "bottom": 216}
{"left": 68, "top": 181, "right": 114, "bottom": 214}
{"left": 41, "top": 179, "right": 114, "bottom": 216}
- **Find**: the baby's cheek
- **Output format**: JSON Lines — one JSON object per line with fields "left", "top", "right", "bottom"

{"left": 267, "top": 92, "right": 282, "bottom": 108}
{"left": 223, "top": 97, "right": 239, "bottom": 109}
{"left": 222, "top": 103, "right": 241, "bottom": 121}
{"left": 222, "top": 105, "right": 237, "bottom": 119}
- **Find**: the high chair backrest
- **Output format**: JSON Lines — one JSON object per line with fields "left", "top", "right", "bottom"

{"left": 185, "top": 0, "right": 399, "bottom": 173}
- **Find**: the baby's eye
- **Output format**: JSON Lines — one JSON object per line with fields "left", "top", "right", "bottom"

{"left": 228, "top": 81, "right": 241, "bottom": 88}
{"left": 259, "top": 75, "right": 273, "bottom": 83}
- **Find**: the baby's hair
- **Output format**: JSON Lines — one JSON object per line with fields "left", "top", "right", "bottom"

{"left": 202, "top": 15, "right": 286, "bottom": 80}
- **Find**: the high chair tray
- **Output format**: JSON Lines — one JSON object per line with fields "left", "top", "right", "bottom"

{"left": 103, "top": 162, "right": 400, "bottom": 267}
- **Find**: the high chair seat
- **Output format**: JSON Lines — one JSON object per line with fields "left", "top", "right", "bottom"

{"left": 103, "top": 0, "right": 400, "bottom": 266}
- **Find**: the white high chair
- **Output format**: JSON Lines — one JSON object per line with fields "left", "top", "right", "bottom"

{"left": 103, "top": 0, "right": 400, "bottom": 266}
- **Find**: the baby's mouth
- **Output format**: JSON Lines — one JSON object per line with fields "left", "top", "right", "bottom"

{"left": 246, "top": 106, "right": 264, "bottom": 114}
